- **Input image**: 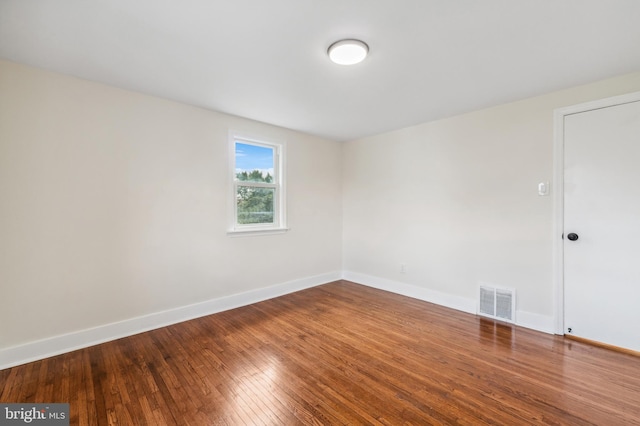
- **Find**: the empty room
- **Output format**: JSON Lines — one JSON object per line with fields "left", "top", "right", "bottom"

{"left": 1, "top": 1, "right": 639, "bottom": 424}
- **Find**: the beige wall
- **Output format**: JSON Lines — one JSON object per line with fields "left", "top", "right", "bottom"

{"left": 0, "top": 60, "right": 343, "bottom": 350}
{"left": 342, "top": 72, "right": 640, "bottom": 325}
{"left": 3, "top": 57, "right": 640, "bottom": 357}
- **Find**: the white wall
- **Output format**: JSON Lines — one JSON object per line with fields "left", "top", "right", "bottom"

{"left": 0, "top": 60, "right": 343, "bottom": 356}
{"left": 342, "top": 73, "right": 640, "bottom": 331}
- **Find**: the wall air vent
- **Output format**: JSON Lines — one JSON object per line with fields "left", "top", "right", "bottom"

{"left": 478, "top": 284, "right": 516, "bottom": 323}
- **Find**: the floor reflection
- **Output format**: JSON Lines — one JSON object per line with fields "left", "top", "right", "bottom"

{"left": 478, "top": 317, "right": 515, "bottom": 349}
{"left": 227, "top": 355, "right": 282, "bottom": 423}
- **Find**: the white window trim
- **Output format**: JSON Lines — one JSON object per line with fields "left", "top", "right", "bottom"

{"left": 227, "top": 131, "right": 288, "bottom": 236}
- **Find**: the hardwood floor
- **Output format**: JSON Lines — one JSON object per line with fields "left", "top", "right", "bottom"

{"left": 1, "top": 280, "right": 639, "bottom": 425}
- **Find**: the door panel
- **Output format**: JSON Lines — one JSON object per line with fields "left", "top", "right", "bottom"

{"left": 564, "top": 100, "right": 640, "bottom": 352}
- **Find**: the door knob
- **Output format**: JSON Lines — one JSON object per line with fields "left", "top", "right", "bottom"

{"left": 567, "top": 233, "right": 579, "bottom": 241}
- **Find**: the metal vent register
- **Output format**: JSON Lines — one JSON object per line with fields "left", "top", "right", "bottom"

{"left": 478, "top": 284, "right": 516, "bottom": 323}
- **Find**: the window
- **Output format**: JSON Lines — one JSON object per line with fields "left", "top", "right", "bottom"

{"left": 229, "top": 134, "right": 286, "bottom": 235}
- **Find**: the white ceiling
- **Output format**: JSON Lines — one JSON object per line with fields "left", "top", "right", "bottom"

{"left": 1, "top": 0, "right": 639, "bottom": 141}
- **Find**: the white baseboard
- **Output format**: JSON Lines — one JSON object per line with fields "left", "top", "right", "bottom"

{"left": 0, "top": 271, "right": 341, "bottom": 370}
{"left": 515, "top": 310, "right": 556, "bottom": 334}
{"left": 342, "top": 271, "right": 477, "bottom": 314}
{"left": 342, "top": 271, "right": 555, "bottom": 335}
{"left": 1, "top": 270, "right": 557, "bottom": 370}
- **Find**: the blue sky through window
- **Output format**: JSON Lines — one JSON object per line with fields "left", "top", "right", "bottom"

{"left": 235, "top": 142, "right": 274, "bottom": 174}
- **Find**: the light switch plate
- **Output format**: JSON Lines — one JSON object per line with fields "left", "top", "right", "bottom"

{"left": 538, "top": 181, "right": 550, "bottom": 196}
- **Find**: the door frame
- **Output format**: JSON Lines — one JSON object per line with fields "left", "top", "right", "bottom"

{"left": 553, "top": 90, "right": 640, "bottom": 335}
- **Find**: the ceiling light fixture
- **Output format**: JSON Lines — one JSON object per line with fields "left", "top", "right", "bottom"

{"left": 327, "top": 39, "right": 369, "bottom": 65}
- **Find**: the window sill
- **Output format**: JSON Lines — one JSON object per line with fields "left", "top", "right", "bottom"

{"left": 227, "top": 227, "right": 290, "bottom": 237}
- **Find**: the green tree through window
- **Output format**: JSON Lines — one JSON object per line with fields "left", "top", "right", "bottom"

{"left": 236, "top": 170, "right": 274, "bottom": 224}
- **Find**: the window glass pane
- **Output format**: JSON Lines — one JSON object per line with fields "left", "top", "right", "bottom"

{"left": 236, "top": 186, "right": 275, "bottom": 224}
{"left": 235, "top": 142, "right": 274, "bottom": 183}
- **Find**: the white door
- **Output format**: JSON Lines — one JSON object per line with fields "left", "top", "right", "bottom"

{"left": 564, "top": 98, "right": 640, "bottom": 352}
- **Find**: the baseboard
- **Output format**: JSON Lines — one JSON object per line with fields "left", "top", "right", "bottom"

{"left": 342, "top": 271, "right": 477, "bottom": 315}
{"left": 0, "top": 270, "right": 557, "bottom": 370}
{"left": 565, "top": 334, "right": 640, "bottom": 357}
{"left": 0, "top": 271, "right": 341, "bottom": 370}
{"left": 515, "top": 310, "right": 555, "bottom": 334}
{"left": 342, "top": 271, "right": 555, "bottom": 335}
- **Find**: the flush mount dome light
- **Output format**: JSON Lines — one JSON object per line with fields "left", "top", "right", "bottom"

{"left": 328, "top": 39, "right": 369, "bottom": 65}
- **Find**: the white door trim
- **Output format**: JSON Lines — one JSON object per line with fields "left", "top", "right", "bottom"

{"left": 553, "top": 90, "right": 640, "bottom": 335}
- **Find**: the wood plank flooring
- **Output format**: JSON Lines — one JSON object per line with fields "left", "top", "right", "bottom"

{"left": 1, "top": 280, "right": 639, "bottom": 425}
